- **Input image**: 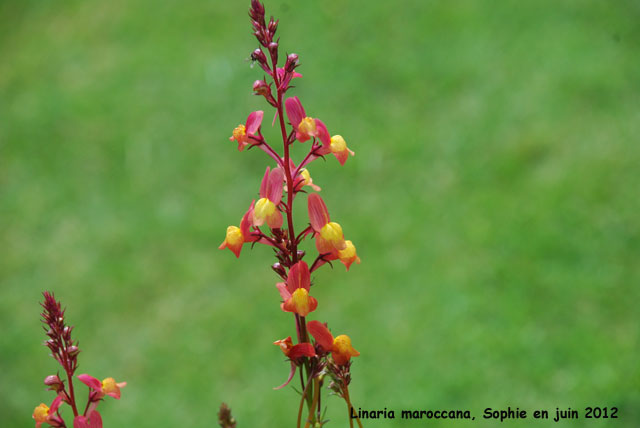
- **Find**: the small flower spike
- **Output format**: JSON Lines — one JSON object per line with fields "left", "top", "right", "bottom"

{"left": 329, "top": 135, "right": 355, "bottom": 166}
{"left": 230, "top": 110, "right": 264, "bottom": 151}
{"left": 33, "top": 396, "right": 63, "bottom": 428}
{"left": 277, "top": 261, "right": 318, "bottom": 317}
{"left": 219, "top": 202, "right": 257, "bottom": 258}
{"left": 253, "top": 167, "right": 284, "bottom": 228}
{"left": 307, "top": 320, "right": 360, "bottom": 365}
{"left": 77, "top": 374, "right": 127, "bottom": 400}
{"left": 308, "top": 193, "right": 347, "bottom": 252}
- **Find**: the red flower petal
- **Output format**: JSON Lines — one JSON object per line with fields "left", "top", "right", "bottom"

{"left": 74, "top": 416, "right": 89, "bottom": 428}
{"left": 259, "top": 167, "right": 270, "bottom": 199}
{"left": 314, "top": 119, "right": 330, "bottom": 146}
{"left": 77, "top": 374, "right": 101, "bottom": 393}
{"left": 267, "top": 167, "right": 284, "bottom": 203}
{"left": 266, "top": 209, "right": 283, "bottom": 229}
{"left": 289, "top": 343, "right": 316, "bottom": 359}
{"left": 307, "top": 320, "right": 334, "bottom": 351}
{"left": 245, "top": 110, "right": 263, "bottom": 135}
{"left": 276, "top": 282, "right": 291, "bottom": 301}
{"left": 88, "top": 411, "right": 103, "bottom": 428}
{"left": 285, "top": 96, "right": 305, "bottom": 130}
{"left": 274, "top": 362, "right": 297, "bottom": 390}
{"left": 308, "top": 193, "right": 330, "bottom": 232}
{"left": 50, "top": 396, "right": 63, "bottom": 414}
{"left": 287, "top": 261, "right": 310, "bottom": 293}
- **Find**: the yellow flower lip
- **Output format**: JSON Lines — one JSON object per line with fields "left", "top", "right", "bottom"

{"left": 232, "top": 124, "right": 246, "bottom": 140}
{"left": 320, "top": 222, "right": 347, "bottom": 251}
{"left": 298, "top": 117, "right": 317, "bottom": 135}
{"left": 225, "top": 226, "right": 243, "bottom": 246}
{"left": 102, "top": 377, "right": 118, "bottom": 394}
{"left": 254, "top": 197, "right": 276, "bottom": 221}
{"left": 332, "top": 334, "right": 360, "bottom": 365}
{"left": 33, "top": 403, "right": 49, "bottom": 422}
{"left": 320, "top": 222, "right": 343, "bottom": 242}
{"left": 291, "top": 288, "right": 311, "bottom": 315}
{"left": 330, "top": 135, "right": 346, "bottom": 152}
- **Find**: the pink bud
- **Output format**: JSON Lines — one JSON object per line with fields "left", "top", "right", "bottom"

{"left": 44, "top": 375, "right": 64, "bottom": 392}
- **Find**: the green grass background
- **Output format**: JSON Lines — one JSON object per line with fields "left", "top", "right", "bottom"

{"left": 2, "top": 0, "right": 639, "bottom": 426}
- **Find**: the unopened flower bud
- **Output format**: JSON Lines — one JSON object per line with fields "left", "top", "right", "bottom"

{"left": 272, "top": 262, "right": 286, "bottom": 277}
{"left": 268, "top": 41, "right": 278, "bottom": 62}
{"left": 251, "top": 48, "right": 267, "bottom": 65}
{"left": 285, "top": 53, "right": 299, "bottom": 72}
{"left": 66, "top": 345, "right": 80, "bottom": 357}
{"left": 44, "top": 375, "right": 64, "bottom": 392}
{"left": 297, "top": 250, "right": 305, "bottom": 259}
{"left": 253, "top": 79, "right": 270, "bottom": 96}
{"left": 268, "top": 17, "right": 278, "bottom": 35}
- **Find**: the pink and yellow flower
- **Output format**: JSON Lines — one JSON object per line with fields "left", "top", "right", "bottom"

{"left": 308, "top": 193, "right": 347, "bottom": 252}
{"left": 328, "top": 135, "right": 355, "bottom": 166}
{"left": 289, "top": 166, "right": 321, "bottom": 193}
{"left": 77, "top": 374, "right": 127, "bottom": 400}
{"left": 219, "top": 202, "right": 258, "bottom": 258}
{"left": 285, "top": 97, "right": 330, "bottom": 145}
{"left": 253, "top": 167, "right": 284, "bottom": 229}
{"left": 276, "top": 261, "right": 318, "bottom": 317}
{"left": 307, "top": 193, "right": 360, "bottom": 270}
{"left": 229, "top": 110, "right": 264, "bottom": 151}
{"left": 307, "top": 320, "right": 360, "bottom": 366}
{"left": 273, "top": 336, "right": 316, "bottom": 360}
{"left": 33, "top": 396, "right": 63, "bottom": 428}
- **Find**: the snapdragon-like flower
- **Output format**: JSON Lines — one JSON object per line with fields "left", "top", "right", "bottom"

{"left": 298, "top": 168, "right": 321, "bottom": 191}
{"left": 276, "top": 261, "right": 317, "bottom": 317}
{"left": 273, "top": 336, "right": 316, "bottom": 390}
{"left": 33, "top": 396, "right": 63, "bottom": 428}
{"left": 285, "top": 96, "right": 330, "bottom": 145}
{"left": 229, "top": 110, "right": 264, "bottom": 151}
{"left": 273, "top": 336, "right": 315, "bottom": 360}
{"left": 308, "top": 193, "right": 346, "bottom": 252}
{"left": 253, "top": 167, "right": 284, "bottom": 228}
{"left": 329, "top": 135, "right": 355, "bottom": 166}
{"left": 77, "top": 374, "right": 127, "bottom": 400}
{"left": 219, "top": 202, "right": 258, "bottom": 258}
{"left": 307, "top": 320, "right": 360, "bottom": 366}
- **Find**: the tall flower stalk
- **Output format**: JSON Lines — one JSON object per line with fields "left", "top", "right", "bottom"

{"left": 219, "top": 1, "right": 361, "bottom": 426}
{"left": 33, "top": 292, "right": 125, "bottom": 428}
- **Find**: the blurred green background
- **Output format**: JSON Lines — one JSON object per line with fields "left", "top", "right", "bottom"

{"left": 2, "top": 0, "right": 639, "bottom": 426}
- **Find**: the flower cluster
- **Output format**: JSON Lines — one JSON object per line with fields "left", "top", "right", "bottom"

{"left": 218, "top": 2, "right": 362, "bottom": 426}
{"left": 33, "top": 292, "right": 125, "bottom": 428}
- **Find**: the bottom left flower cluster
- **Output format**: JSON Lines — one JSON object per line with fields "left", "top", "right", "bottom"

{"left": 33, "top": 292, "right": 125, "bottom": 428}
